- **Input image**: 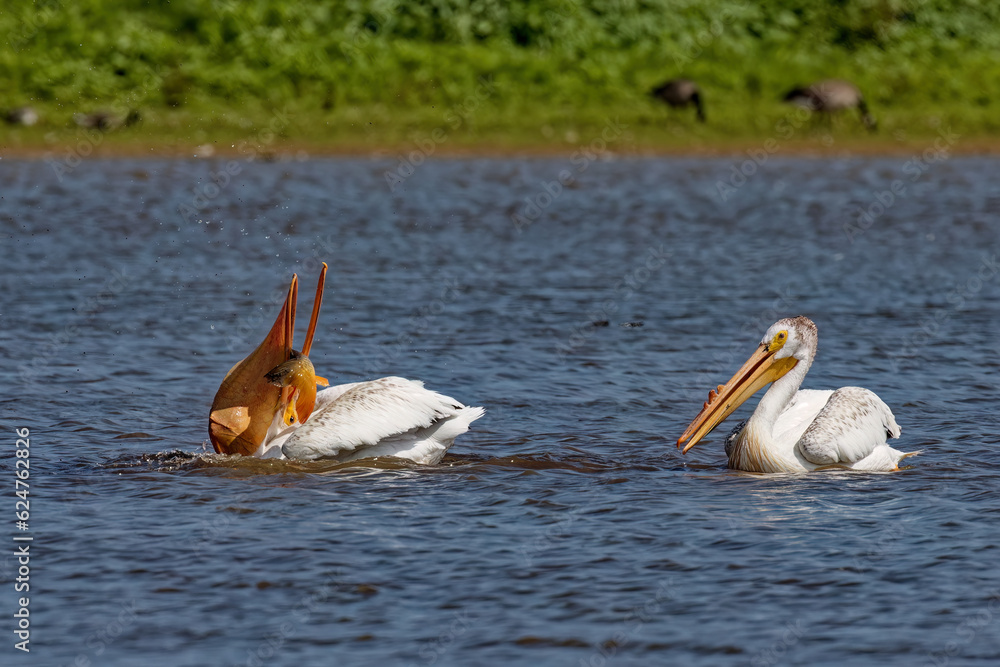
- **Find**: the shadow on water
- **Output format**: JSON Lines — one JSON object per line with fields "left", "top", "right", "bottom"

{"left": 98, "top": 447, "right": 630, "bottom": 478}
{"left": 100, "top": 446, "right": 920, "bottom": 481}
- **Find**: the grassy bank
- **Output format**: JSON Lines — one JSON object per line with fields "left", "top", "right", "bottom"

{"left": 3, "top": 0, "right": 1000, "bottom": 155}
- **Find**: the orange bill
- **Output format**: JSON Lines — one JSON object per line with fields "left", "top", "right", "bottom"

{"left": 676, "top": 343, "right": 798, "bottom": 454}
{"left": 209, "top": 275, "right": 298, "bottom": 455}
{"left": 208, "top": 264, "right": 329, "bottom": 456}
{"left": 280, "top": 385, "right": 300, "bottom": 427}
{"left": 302, "top": 263, "right": 326, "bottom": 357}
{"left": 293, "top": 264, "right": 327, "bottom": 421}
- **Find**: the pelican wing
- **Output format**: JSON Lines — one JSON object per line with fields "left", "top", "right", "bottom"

{"left": 795, "top": 387, "right": 901, "bottom": 465}
{"left": 773, "top": 389, "right": 834, "bottom": 446}
{"left": 281, "top": 377, "right": 476, "bottom": 461}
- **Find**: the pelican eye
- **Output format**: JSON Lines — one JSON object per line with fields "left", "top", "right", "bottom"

{"left": 770, "top": 330, "right": 788, "bottom": 351}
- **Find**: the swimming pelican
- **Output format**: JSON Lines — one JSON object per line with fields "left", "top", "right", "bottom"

{"left": 209, "top": 264, "right": 483, "bottom": 463}
{"left": 677, "top": 317, "right": 913, "bottom": 473}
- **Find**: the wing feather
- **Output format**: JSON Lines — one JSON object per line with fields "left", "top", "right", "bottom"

{"left": 796, "top": 387, "right": 901, "bottom": 465}
{"left": 281, "top": 377, "right": 470, "bottom": 461}
{"left": 774, "top": 389, "right": 834, "bottom": 446}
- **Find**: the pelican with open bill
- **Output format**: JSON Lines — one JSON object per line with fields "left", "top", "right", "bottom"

{"left": 677, "top": 316, "right": 916, "bottom": 473}
{"left": 209, "top": 264, "right": 483, "bottom": 463}
{"left": 209, "top": 265, "right": 328, "bottom": 456}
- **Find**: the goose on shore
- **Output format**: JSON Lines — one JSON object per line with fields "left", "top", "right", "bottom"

{"left": 783, "top": 79, "right": 876, "bottom": 131}
{"left": 4, "top": 106, "right": 38, "bottom": 126}
{"left": 73, "top": 109, "right": 141, "bottom": 131}
{"left": 650, "top": 79, "right": 705, "bottom": 122}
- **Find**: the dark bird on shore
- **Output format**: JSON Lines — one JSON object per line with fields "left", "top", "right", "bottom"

{"left": 783, "top": 79, "right": 876, "bottom": 131}
{"left": 73, "top": 109, "right": 142, "bottom": 132}
{"left": 4, "top": 106, "right": 38, "bottom": 126}
{"left": 650, "top": 79, "right": 705, "bottom": 122}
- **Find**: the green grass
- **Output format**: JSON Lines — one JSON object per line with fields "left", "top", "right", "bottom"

{"left": 3, "top": 0, "right": 1000, "bottom": 152}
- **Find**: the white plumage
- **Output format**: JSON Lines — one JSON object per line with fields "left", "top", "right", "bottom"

{"left": 208, "top": 265, "right": 483, "bottom": 463}
{"left": 257, "top": 377, "right": 484, "bottom": 464}
{"left": 681, "top": 316, "right": 915, "bottom": 473}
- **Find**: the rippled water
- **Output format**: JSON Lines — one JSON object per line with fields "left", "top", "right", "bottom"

{"left": 3, "top": 156, "right": 1000, "bottom": 666}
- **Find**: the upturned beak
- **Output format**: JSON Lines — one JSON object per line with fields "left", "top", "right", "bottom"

{"left": 292, "top": 265, "right": 326, "bottom": 422}
{"left": 676, "top": 343, "right": 798, "bottom": 454}
{"left": 209, "top": 264, "right": 327, "bottom": 455}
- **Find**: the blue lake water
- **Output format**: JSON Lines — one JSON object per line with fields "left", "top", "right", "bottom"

{"left": 2, "top": 155, "right": 999, "bottom": 666}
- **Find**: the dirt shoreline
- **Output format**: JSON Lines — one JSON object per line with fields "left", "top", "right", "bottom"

{"left": 2, "top": 136, "right": 998, "bottom": 160}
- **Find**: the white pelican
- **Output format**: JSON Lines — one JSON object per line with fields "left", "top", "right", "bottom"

{"left": 209, "top": 264, "right": 483, "bottom": 463}
{"left": 677, "top": 316, "right": 914, "bottom": 473}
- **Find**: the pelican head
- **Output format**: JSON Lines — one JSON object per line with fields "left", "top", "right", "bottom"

{"left": 677, "top": 316, "right": 817, "bottom": 454}
{"left": 209, "top": 264, "right": 327, "bottom": 455}
{"left": 265, "top": 352, "right": 328, "bottom": 429}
